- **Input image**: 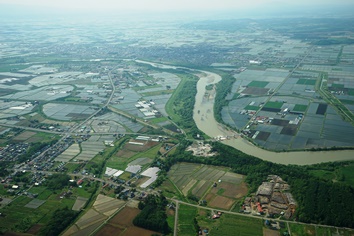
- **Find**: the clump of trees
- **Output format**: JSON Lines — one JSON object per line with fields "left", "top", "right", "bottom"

{"left": 45, "top": 173, "right": 71, "bottom": 190}
{"left": 133, "top": 194, "right": 170, "bottom": 234}
{"left": 39, "top": 207, "right": 77, "bottom": 236}
{"left": 214, "top": 72, "right": 235, "bottom": 123}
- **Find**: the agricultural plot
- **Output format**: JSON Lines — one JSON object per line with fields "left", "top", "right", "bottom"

{"left": 72, "top": 197, "right": 89, "bottom": 211}
{"left": 24, "top": 199, "right": 46, "bottom": 209}
{"left": 263, "top": 228, "right": 280, "bottom": 236}
{"left": 128, "top": 157, "right": 152, "bottom": 166}
{"left": 74, "top": 84, "right": 108, "bottom": 105}
{"left": 75, "top": 136, "right": 106, "bottom": 161}
{"left": 12, "top": 131, "right": 36, "bottom": 141}
{"left": 0, "top": 100, "right": 36, "bottom": 119}
{"left": 19, "top": 65, "right": 58, "bottom": 74}
{"left": 111, "top": 88, "right": 145, "bottom": 118}
{"left": 224, "top": 84, "right": 354, "bottom": 150}
{"left": 168, "top": 163, "right": 247, "bottom": 210}
{"left": 42, "top": 103, "right": 97, "bottom": 121}
{"left": 0, "top": 192, "right": 76, "bottom": 233}
{"left": 94, "top": 112, "right": 143, "bottom": 133}
{"left": 109, "top": 140, "right": 161, "bottom": 171}
{"left": 96, "top": 206, "right": 159, "bottom": 236}
{"left": 111, "top": 72, "right": 180, "bottom": 119}
{"left": 28, "top": 72, "right": 83, "bottom": 87}
{"left": 206, "top": 212, "right": 263, "bottom": 236}
{"left": 89, "top": 119, "right": 126, "bottom": 133}
{"left": 63, "top": 194, "right": 125, "bottom": 236}
{"left": 221, "top": 55, "right": 354, "bottom": 150}
{"left": 1, "top": 85, "right": 73, "bottom": 101}
{"left": 55, "top": 143, "right": 80, "bottom": 162}
{"left": 178, "top": 204, "right": 198, "bottom": 236}
{"left": 248, "top": 80, "right": 269, "bottom": 88}
{"left": 288, "top": 224, "right": 316, "bottom": 236}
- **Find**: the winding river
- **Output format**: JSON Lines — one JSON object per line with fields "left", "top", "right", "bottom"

{"left": 136, "top": 60, "right": 354, "bottom": 165}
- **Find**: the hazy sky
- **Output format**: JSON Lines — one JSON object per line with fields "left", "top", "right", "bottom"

{"left": 1, "top": 0, "right": 353, "bottom": 12}
{"left": 0, "top": 0, "right": 353, "bottom": 20}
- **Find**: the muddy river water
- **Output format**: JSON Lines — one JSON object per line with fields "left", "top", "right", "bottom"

{"left": 136, "top": 60, "right": 354, "bottom": 165}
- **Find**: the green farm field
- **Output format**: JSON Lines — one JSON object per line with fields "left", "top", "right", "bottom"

{"left": 264, "top": 101, "right": 283, "bottom": 109}
{"left": 297, "top": 79, "right": 317, "bottom": 85}
{"left": 208, "top": 213, "right": 263, "bottom": 236}
{"left": 178, "top": 204, "right": 197, "bottom": 236}
{"left": 248, "top": 80, "right": 269, "bottom": 88}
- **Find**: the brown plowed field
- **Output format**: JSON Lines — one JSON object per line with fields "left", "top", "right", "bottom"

{"left": 98, "top": 206, "right": 160, "bottom": 236}
{"left": 116, "top": 149, "right": 136, "bottom": 158}
{"left": 205, "top": 193, "right": 215, "bottom": 202}
{"left": 263, "top": 228, "right": 280, "bottom": 236}
{"left": 95, "top": 224, "right": 124, "bottom": 236}
{"left": 109, "top": 207, "right": 140, "bottom": 227}
{"left": 124, "top": 226, "right": 159, "bottom": 236}
{"left": 26, "top": 224, "right": 42, "bottom": 235}
{"left": 124, "top": 140, "right": 158, "bottom": 152}
{"left": 209, "top": 195, "right": 235, "bottom": 210}
{"left": 221, "top": 182, "right": 248, "bottom": 199}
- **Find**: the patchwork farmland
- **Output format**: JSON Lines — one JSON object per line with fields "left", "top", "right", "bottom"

{"left": 222, "top": 67, "right": 354, "bottom": 150}
{"left": 95, "top": 205, "right": 159, "bottom": 236}
{"left": 168, "top": 163, "right": 248, "bottom": 210}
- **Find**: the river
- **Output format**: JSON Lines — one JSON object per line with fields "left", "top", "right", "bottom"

{"left": 135, "top": 60, "right": 354, "bottom": 165}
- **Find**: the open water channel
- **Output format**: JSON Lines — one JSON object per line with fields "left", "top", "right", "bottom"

{"left": 136, "top": 60, "right": 354, "bottom": 165}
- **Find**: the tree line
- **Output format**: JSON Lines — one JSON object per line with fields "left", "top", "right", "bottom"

{"left": 133, "top": 194, "right": 171, "bottom": 234}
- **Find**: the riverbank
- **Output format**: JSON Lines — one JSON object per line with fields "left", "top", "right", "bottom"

{"left": 135, "top": 59, "right": 354, "bottom": 165}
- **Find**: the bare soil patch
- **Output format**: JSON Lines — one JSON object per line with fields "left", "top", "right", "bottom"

{"left": 124, "top": 140, "right": 158, "bottom": 152}
{"left": 222, "top": 182, "right": 248, "bottom": 198}
{"left": 116, "top": 149, "right": 136, "bottom": 158}
{"left": 13, "top": 131, "right": 36, "bottom": 141}
{"left": 209, "top": 195, "right": 235, "bottom": 210}
{"left": 95, "top": 224, "right": 124, "bottom": 236}
{"left": 26, "top": 224, "right": 42, "bottom": 235}
{"left": 263, "top": 228, "right": 280, "bottom": 236}
{"left": 109, "top": 207, "right": 140, "bottom": 227}
{"left": 124, "top": 226, "right": 160, "bottom": 236}
{"left": 205, "top": 193, "right": 215, "bottom": 202}
{"left": 167, "top": 209, "right": 175, "bottom": 216}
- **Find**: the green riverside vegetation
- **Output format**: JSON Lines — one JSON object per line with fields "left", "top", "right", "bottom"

{"left": 165, "top": 71, "right": 202, "bottom": 138}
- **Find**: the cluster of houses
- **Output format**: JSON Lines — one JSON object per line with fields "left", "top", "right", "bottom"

{"left": 243, "top": 175, "right": 296, "bottom": 219}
